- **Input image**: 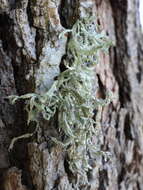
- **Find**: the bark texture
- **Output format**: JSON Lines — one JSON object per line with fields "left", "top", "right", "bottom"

{"left": 0, "top": 0, "right": 143, "bottom": 189}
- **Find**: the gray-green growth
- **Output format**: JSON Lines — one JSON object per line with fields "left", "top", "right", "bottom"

{"left": 9, "top": 17, "right": 112, "bottom": 174}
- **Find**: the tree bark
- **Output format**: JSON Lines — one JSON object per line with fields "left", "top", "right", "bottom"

{"left": 0, "top": 0, "right": 143, "bottom": 189}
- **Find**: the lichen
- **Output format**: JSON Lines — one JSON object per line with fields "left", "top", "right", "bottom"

{"left": 9, "top": 17, "right": 112, "bottom": 175}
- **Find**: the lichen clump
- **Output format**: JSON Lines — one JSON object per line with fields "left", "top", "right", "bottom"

{"left": 9, "top": 17, "right": 112, "bottom": 174}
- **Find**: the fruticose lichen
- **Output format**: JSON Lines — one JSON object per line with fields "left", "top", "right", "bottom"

{"left": 9, "top": 17, "right": 112, "bottom": 175}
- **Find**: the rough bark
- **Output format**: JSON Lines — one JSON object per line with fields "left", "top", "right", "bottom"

{"left": 0, "top": 0, "right": 143, "bottom": 190}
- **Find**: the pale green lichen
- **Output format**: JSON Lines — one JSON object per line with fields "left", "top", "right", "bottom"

{"left": 9, "top": 17, "right": 112, "bottom": 175}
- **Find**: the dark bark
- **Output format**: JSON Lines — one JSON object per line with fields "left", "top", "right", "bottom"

{"left": 0, "top": 0, "right": 143, "bottom": 189}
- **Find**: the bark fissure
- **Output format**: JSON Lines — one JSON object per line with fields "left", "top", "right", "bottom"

{"left": 58, "top": 0, "right": 79, "bottom": 29}
{"left": 1, "top": 0, "right": 143, "bottom": 189}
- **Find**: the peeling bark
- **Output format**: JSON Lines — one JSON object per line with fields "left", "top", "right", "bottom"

{"left": 0, "top": 0, "right": 143, "bottom": 190}
{"left": 3, "top": 167, "right": 27, "bottom": 190}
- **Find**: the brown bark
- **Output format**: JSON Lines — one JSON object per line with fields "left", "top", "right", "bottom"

{"left": 0, "top": 0, "right": 143, "bottom": 189}
{"left": 3, "top": 167, "right": 27, "bottom": 190}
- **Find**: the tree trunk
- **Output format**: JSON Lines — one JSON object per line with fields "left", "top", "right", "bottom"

{"left": 0, "top": 0, "right": 143, "bottom": 189}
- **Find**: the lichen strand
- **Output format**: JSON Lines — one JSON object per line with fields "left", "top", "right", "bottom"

{"left": 9, "top": 17, "right": 112, "bottom": 177}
